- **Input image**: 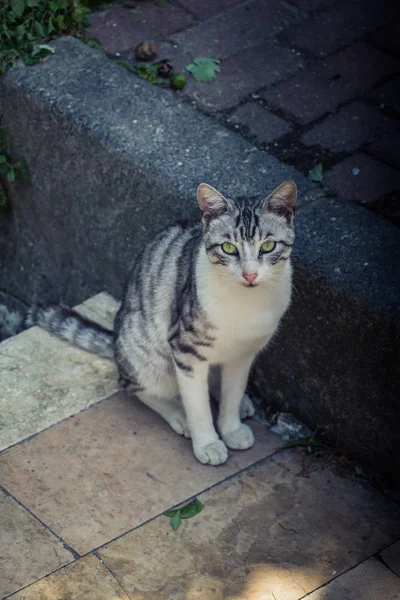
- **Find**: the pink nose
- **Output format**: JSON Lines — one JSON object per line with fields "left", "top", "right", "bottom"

{"left": 243, "top": 272, "right": 258, "bottom": 284}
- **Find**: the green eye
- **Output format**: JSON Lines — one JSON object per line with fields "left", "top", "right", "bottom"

{"left": 221, "top": 242, "right": 238, "bottom": 255}
{"left": 260, "top": 241, "right": 276, "bottom": 253}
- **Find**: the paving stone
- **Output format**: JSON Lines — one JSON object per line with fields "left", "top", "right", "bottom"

{"left": 382, "top": 541, "right": 400, "bottom": 577}
{"left": 0, "top": 392, "right": 282, "bottom": 555}
{"left": 98, "top": 451, "right": 400, "bottom": 600}
{"left": 307, "top": 558, "right": 400, "bottom": 599}
{"left": 9, "top": 555, "right": 130, "bottom": 600}
{"left": 281, "top": 0, "right": 399, "bottom": 57}
{"left": 229, "top": 102, "right": 292, "bottom": 144}
{"left": 368, "top": 76, "right": 400, "bottom": 114}
{"left": 0, "top": 292, "right": 119, "bottom": 452}
{"left": 88, "top": 4, "right": 193, "bottom": 56}
{"left": 0, "top": 489, "right": 73, "bottom": 598}
{"left": 325, "top": 153, "right": 400, "bottom": 205}
{"left": 175, "top": 0, "right": 244, "bottom": 20}
{"left": 369, "top": 22, "right": 400, "bottom": 58}
{"left": 262, "top": 43, "right": 399, "bottom": 125}
{"left": 185, "top": 42, "right": 304, "bottom": 112}
{"left": 302, "top": 101, "right": 395, "bottom": 153}
{"left": 170, "top": 0, "right": 299, "bottom": 61}
{"left": 368, "top": 129, "right": 400, "bottom": 169}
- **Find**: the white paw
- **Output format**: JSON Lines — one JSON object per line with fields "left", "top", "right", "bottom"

{"left": 193, "top": 440, "right": 228, "bottom": 465}
{"left": 167, "top": 409, "right": 191, "bottom": 438}
{"left": 222, "top": 423, "right": 255, "bottom": 450}
{"left": 240, "top": 393, "right": 255, "bottom": 419}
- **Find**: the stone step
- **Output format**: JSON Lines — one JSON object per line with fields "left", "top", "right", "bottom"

{"left": 0, "top": 292, "right": 119, "bottom": 452}
{"left": 1, "top": 36, "right": 399, "bottom": 485}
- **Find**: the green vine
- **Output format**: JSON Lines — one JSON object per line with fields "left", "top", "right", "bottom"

{"left": 0, "top": 0, "right": 97, "bottom": 73}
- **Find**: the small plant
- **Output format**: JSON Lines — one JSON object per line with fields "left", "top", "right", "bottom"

{"left": 164, "top": 498, "right": 204, "bottom": 531}
{"left": 0, "top": 0, "right": 92, "bottom": 73}
{"left": 132, "top": 62, "right": 164, "bottom": 84}
{"left": 0, "top": 127, "right": 29, "bottom": 210}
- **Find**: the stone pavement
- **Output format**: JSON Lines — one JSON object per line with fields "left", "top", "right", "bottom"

{"left": 1, "top": 293, "right": 400, "bottom": 598}
{"left": 88, "top": 0, "right": 400, "bottom": 225}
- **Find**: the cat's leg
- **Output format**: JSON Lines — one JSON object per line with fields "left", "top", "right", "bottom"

{"left": 209, "top": 366, "right": 255, "bottom": 420}
{"left": 218, "top": 356, "right": 255, "bottom": 450}
{"left": 176, "top": 362, "right": 228, "bottom": 465}
{"left": 135, "top": 390, "right": 191, "bottom": 438}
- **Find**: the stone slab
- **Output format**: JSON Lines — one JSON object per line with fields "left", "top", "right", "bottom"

{"left": 281, "top": 0, "right": 399, "bottom": 58}
{"left": 0, "top": 489, "right": 73, "bottom": 598}
{"left": 307, "top": 558, "right": 400, "bottom": 599}
{"left": 368, "top": 130, "right": 400, "bottom": 170}
{"left": 262, "top": 43, "right": 399, "bottom": 125}
{"left": 184, "top": 41, "right": 304, "bottom": 112}
{"left": 0, "top": 392, "right": 282, "bottom": 555}
{"left": 88, "top": 4, "right": 192, "bottom": 56}
{"left": 301, "top": 101, "right": 395, "bottom": 153}
{"left": 98, "top": 450, "right": 400, "bottom": 599}
{"left": 382, "top": 541, "right": 400, "bottom": 577}
{"left": 325, "top": 153, "right": 400, "bottom": 205}
{"left": 369, "top": 22, "right": 400, "bottom": 59}
{"left": 229, "top": 102, "right": 292, "bottom": 144}
{"left": 0, "top": 292, "right": 119, "bottom": 452}
{"left": 368, "top": 76, "right": 400, "bottom": 114}
{"left": 8, "top": 554, "right": 130, "bottom": 600}
{"left": 170, "top": 0, "right": 300, "bottom": 61}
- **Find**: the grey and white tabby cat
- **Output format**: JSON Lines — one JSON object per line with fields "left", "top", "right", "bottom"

{"left": 26, "top": 180, "right": 297, "bottom": 466}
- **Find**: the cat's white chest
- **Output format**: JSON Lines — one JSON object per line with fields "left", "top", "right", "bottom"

{"left": 200, "top": 274, "right": 291, "bottom": 364}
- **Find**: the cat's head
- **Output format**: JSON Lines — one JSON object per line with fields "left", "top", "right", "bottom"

{"left": 197, "top": 181, "right": 296, "bottom": 287}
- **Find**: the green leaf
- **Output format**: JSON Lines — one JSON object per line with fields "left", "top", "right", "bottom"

{"left": 7, "top": 169, "right": 16, "bottom": 182}
{"left": 170, "top": 510, "right": 182, "bottom": 531}
{"left": 34, "top": 21, "right": 45, "bottom": 39}
{"left": 0, "top": 155, "right": 7, "bottom": 164}
{"left": 10, "top": 0, "right": 25, "bottom": 18}
{"left": 155, "top": 1, "right": 165, "bottom": 6}
{"left": 49, "top": 0, "right": 58, "bottom": 11}
{"left": 0, "top": 164, "right": 9, "bottom": 174}
{"left": 308, "top": 163, "right": 324, "bottom": 183}
{"left": 180, "top": 498, "right": 204, "bottom": 519}
{"left": 185, "top": 57, "right": 220, "bottom": 83}
{"left": 163, "top": 509, "right": 179, "bottom": 518}
{"left": 16, "top": 24, "right": 26, "bottom": 38}
{"left": 56, "top": 14, "right": 66, "bottom": 30}
{"left": 130, "top": 8, "right": 142, "bottom": 15}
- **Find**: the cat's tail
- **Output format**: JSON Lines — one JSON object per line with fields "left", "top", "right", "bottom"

{"left": 24, "top": 304, "right": 114, "bottom": 360}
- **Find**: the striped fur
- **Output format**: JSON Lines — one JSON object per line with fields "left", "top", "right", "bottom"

{"left": 25, "top": 304, "right": 114, "bottom": 359}
{"left": 26, "top": 180, "right": 297, "bottom": 466}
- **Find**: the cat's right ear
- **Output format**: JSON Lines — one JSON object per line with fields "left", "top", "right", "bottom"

{"left": 197, "top": 183, "right": 229, "bottom": 223}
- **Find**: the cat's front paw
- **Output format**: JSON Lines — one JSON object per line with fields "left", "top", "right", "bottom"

{"left": 222, "top": 423, "right": 255, "bottom": 450}
{"left": 193, "top": 440, "right": 228, "bottom": 465}
{"left": 240, "top": 393, "right": 255, "bottom": 419}
{"left": 167, "top": 409, "right": 191, "bottom": 438}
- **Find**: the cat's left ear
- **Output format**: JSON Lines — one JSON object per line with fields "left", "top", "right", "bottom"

{"left": 262, "top": 180, "right": 297, "bottom": 222}
{"left": 197, "top": 183, "right": 230, "bottom": 223}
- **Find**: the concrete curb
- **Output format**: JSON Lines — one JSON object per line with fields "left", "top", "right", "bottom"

{"left": 1, "top": 37, "right": 399, "bottom": 484}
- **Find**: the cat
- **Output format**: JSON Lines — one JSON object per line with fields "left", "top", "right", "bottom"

{"left": 26, "top": 180, "right": 297, "bottom": 465}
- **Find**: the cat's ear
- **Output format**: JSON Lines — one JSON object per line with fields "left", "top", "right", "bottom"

{"left": 197, "top": 183, "right": 229, "bottom": 222}
{"left": 262, "top": 180, "right": 297, "bottom": 222}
